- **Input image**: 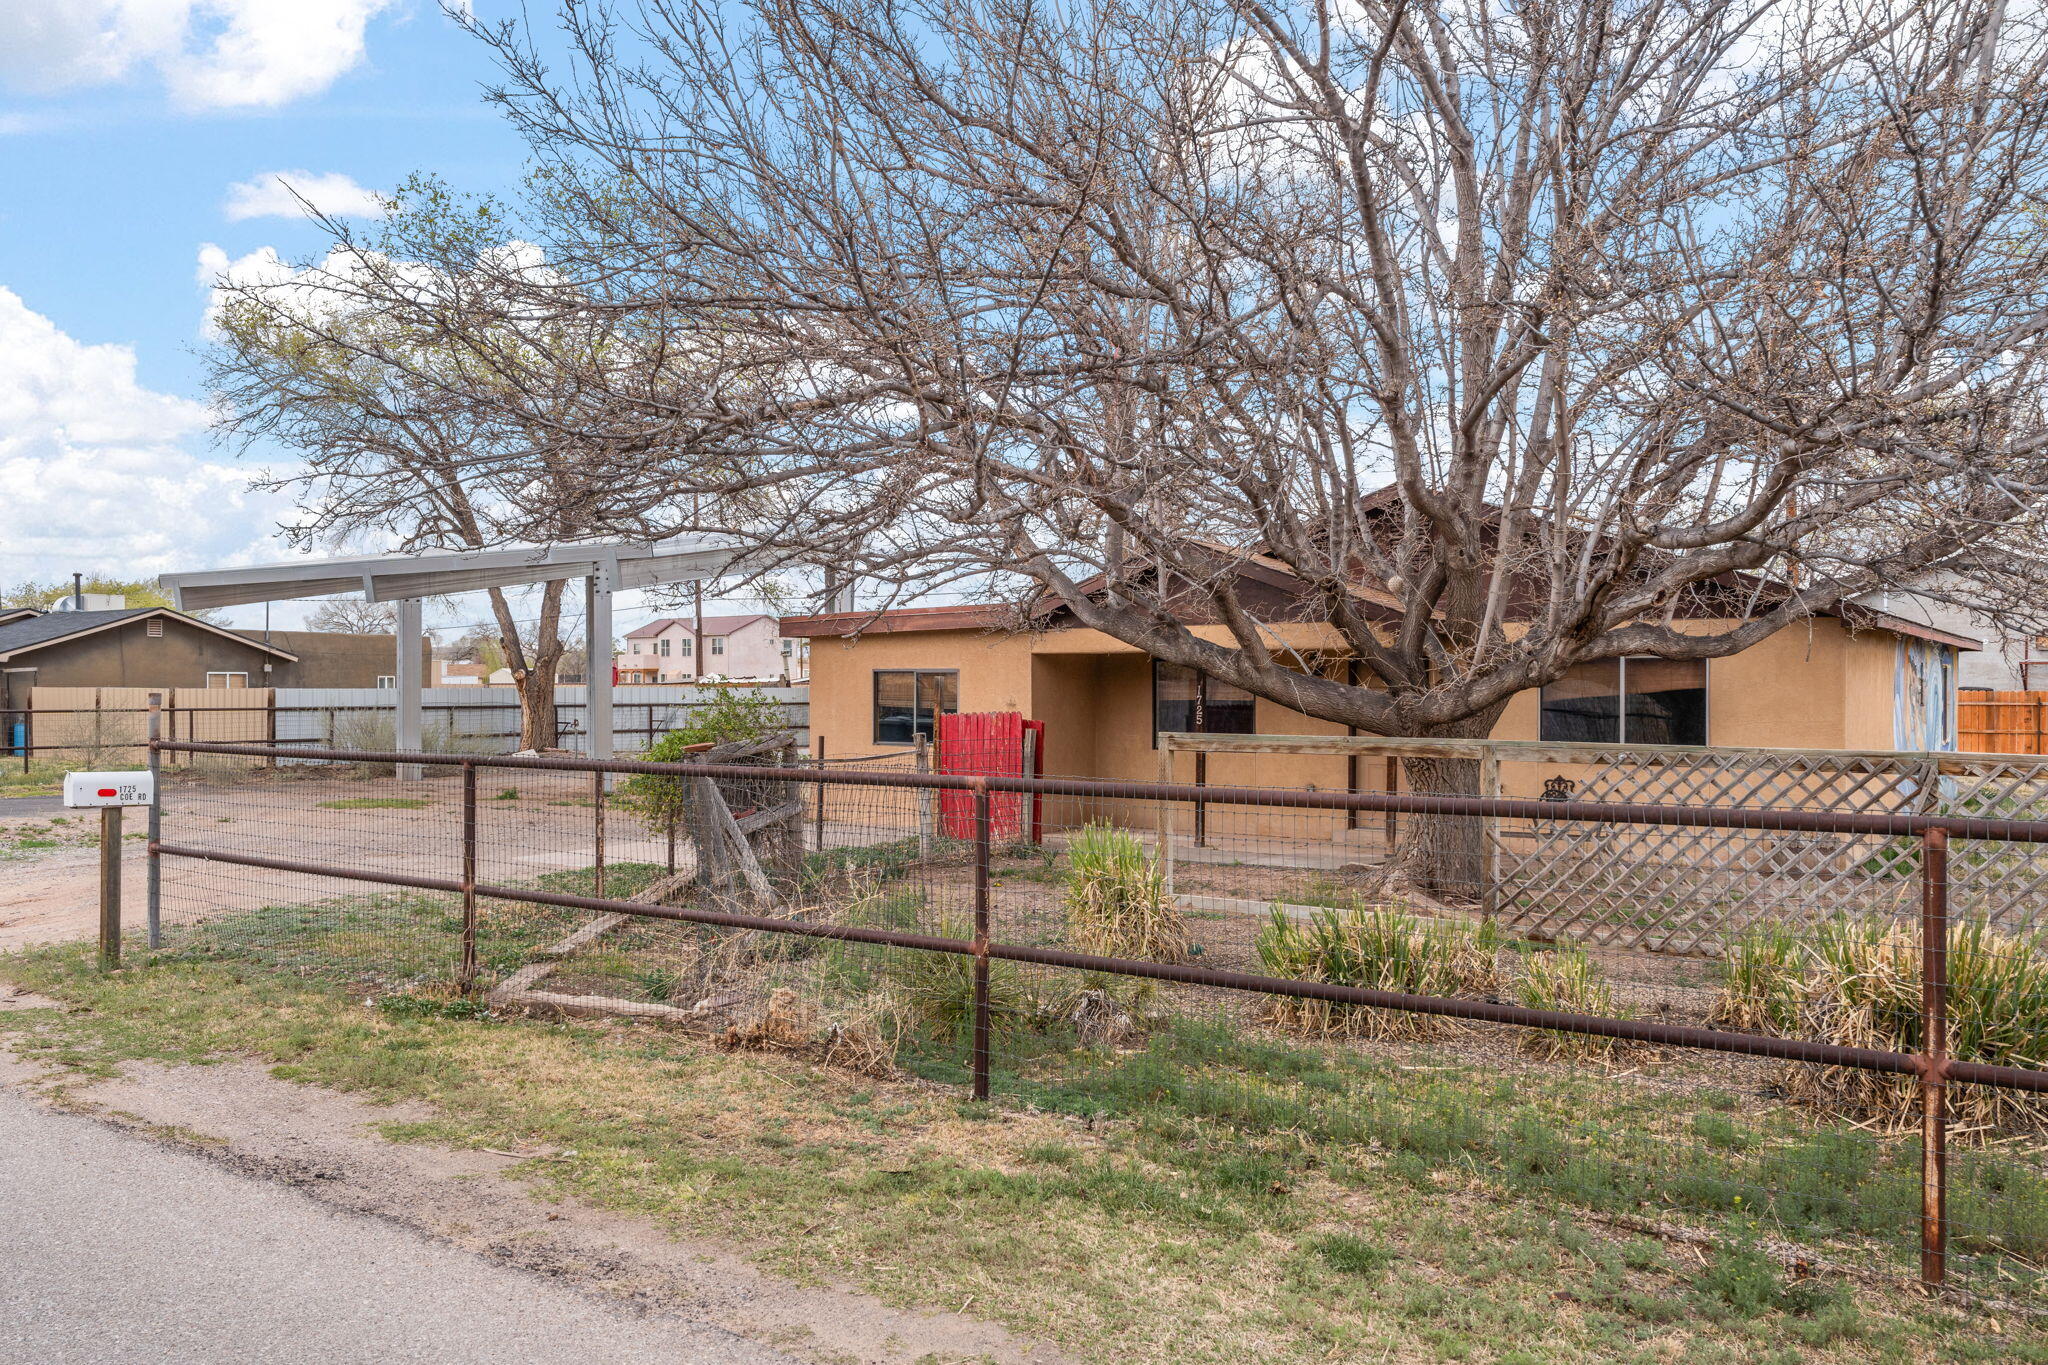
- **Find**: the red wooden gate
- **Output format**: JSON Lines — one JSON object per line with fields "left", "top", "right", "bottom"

{"left": 937, "top": 711, "right": 1044, "bottom": 842}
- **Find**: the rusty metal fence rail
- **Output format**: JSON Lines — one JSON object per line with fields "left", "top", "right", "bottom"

{"left": 139, "top": 736, "right": 2048, "bottom": 1296}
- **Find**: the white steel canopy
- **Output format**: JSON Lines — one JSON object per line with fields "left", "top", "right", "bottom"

{"left": 161, "top": 536, "right": 740, "bottom": 769}
{"left": 160, "top": 537, "right": 736, "bottom": 611}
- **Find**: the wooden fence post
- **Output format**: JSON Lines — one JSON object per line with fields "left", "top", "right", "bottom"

{"left": 915, "top": 733, "right": 934, "bottom": 858}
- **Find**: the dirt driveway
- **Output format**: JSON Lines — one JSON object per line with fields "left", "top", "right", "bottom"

{"left": 0, "top": 771, "right": 683, "bottom": 952}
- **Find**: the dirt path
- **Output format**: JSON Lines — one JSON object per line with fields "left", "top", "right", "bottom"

{"left": 0, "top": 773, "right": 684, "bottom": 952}
{"left": 0, "top": 990, "right": 1068, "bottom": 1365}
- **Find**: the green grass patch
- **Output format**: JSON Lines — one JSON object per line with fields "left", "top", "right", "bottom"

{"left": 3, "top": 886, "right": 2046, "bottom": 1364}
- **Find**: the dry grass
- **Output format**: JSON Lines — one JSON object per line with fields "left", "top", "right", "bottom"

{"left": 1517, "top": 947, "right": 1631, "bottom": 1062}
{"left": 1255, "top": 904, "right": 1504, "bottom": 1041}
{"left": 1712, "top": 916, "right": 2048, "bottom": 1135}
{"left": 1061, "top": 823, "right": 1189, "bottom": 962}
{"left": 718, "top": 985, "right": 898, "bottom": 1076}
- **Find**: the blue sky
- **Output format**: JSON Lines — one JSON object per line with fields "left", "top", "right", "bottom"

{"left": 0, "top": 2, "right": 716, "bottom": 633}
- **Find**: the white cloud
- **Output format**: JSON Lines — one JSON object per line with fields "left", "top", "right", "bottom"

{"left": 0, "top": 286, "right": 294, "bottom": 583}
{"left": 0, "top": 0, "right": 395, "bottom": 111}
{"left": 223, "top": 170, "right": 387, "bottom": 222}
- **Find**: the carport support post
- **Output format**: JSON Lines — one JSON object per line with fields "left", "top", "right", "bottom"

{"left": 394, "top": 597, "right": 424, "bottom": 782}
{"left": 584, "top": 563, "right": 614, "bottom": 763}
{"left": 98, "top": 806, "right": 121, "bottom": 971}
{"left": 146, "top": 694, "right": 162, "bottom": 948}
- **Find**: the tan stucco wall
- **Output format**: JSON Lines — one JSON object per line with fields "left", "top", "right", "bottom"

{"left": 801, "top": 617, "right": 1924, "bottom": 821}
{"left": 806, "top": 628, "right": 1036, "bottom": 762}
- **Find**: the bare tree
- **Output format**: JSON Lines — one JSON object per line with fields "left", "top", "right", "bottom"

{"left": 241, "top": 0, "right": 2048, "bottom": 876}
{"left": 204, "top": 183, "right": 646, "bottom": 750}
{"left": 304, "top": 599, "right": 398, "bottom": 634}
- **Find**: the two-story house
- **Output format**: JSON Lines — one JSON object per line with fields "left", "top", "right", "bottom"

{"left": 616, "top": 613, "right": 807, "bottom": 683}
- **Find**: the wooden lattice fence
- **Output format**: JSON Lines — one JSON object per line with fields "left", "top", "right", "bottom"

{"left": 1497, "top": 749, "right": 2048, "bottom": 952}
{"left": 1161, "top": 733, "right": 2048, "bottom": 956}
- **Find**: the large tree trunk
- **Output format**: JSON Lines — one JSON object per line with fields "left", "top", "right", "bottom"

{"left": 1394, "top": 707, "right": 1507, "bottom": 900}
{"left": 1398, "top": 754, "right": 1488, "bottom": 901}
{"left": 514, "top": 653, "right": 564, "bottom": 749}
{"left": 492, "top": 580, "right": 569, "bottom": 751}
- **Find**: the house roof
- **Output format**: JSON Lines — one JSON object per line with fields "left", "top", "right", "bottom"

{"left": 0, "top": 608, "right": 302, "bottom": 664}
{"left": 1836, "top": 603, "right": 1980, "bottom": 652}
{"left": 782, "top": 603, "right": 1017, "bottom": 638}
{"left": 623, "top": 613, "right": 775, "bottom": 640}
{"left": 0, "top": 607, "right": 43, "bottom": 628}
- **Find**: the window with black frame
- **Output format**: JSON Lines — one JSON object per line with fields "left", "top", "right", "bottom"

{"left": 873, "top": 669, "right": 959, "bottom": 743}
{"left": 1539, "top": 657, "right": 1706, "bottom": 745}
{"left": 1152, "top": 661, "right": 1257, "bottom": 744}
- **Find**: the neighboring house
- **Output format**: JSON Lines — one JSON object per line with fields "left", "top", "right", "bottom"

{"left": 434, "top": 660, "right": 493, "bottom": 686}
{"left": 783, "top": 568, "right": 1978, "bottom": 803}
{"left": 617, "top": 613, "right": 808, "bottom": 682}
{"left": 0, "top": 607, "right": 427, "bottom": 714}
{"left": 1855, "top": 584, "right": 2048, "bottom": 692}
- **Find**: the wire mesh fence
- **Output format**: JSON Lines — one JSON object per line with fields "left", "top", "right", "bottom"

{"left": 134, "top": 736, "right": 2048, "bottom": 1304}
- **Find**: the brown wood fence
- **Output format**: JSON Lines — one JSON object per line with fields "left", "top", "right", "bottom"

{"left": 1960, "top": 690, "right": 2048, "bottom": 754}
{"left": 28, "top": 686, "right": 274, "bottom": 766}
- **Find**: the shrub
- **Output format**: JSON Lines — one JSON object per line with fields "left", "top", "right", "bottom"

{"left": 1706, "top": 922, "right": 1802, "bottom": 1034}
{"left": 328, "top": 712, "right": 499, "bottom": 772}
{"left": 1255, "top": 905, "right": 1503, "bottom": 1040}
{"left": 1711, "top": 916, "right": 2048, "bottom": 1133}
{"left": 878, "top": 917, "right": 1028, "bottom": 1043}
{"left": 1061, "top": 823, "right": 1189, "bottom": 962}
{"left": 618, "top": 690, "right": 790, "bottom": 839}
{"left": 1517, "top": 947, "right": 1627, "bottom": 1061}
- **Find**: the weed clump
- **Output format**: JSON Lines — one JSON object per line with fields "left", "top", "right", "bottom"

{"left": 1061, "top": 823, "right": 1189, "bottom": 962}
{"left": 1711, "top": 916, "right": 2048, "bottom": 1133}
{"left": 879, "top": 916, "right": 1028, "bottom": 1041}
{"left": 1517, "top": 947, "right": 1630, "bottom": 1061}
{"left": 719, "top": 986, "right": 897, "bottom": 1076}
{"left": 1255, "top": 905, "right": 1503, "bottom": 1040}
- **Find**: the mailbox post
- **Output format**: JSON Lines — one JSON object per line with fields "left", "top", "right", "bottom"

{"left": 63, "top": 771, "right": 155, "bottom": 970}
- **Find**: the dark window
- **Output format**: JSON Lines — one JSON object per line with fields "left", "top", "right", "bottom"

{"left": 1152, "top": 661, "right": 1257, "bottom": 743}
{"left": 873, "top": 669, "right": 959, "bottom": 743}
{"left": 1540, "top": 657, "right": 1706, "bottom": 745}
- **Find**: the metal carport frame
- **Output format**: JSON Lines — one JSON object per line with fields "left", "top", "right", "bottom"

{"left": 161, "top": 537, "right": 737, "bottom": 775}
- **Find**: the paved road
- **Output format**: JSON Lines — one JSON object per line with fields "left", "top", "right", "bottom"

{"left": 0, "top": 794, "right": 66, "bottom": 817}
{"left": 0, "top": 1088, "right": 800, "bottom": 1364}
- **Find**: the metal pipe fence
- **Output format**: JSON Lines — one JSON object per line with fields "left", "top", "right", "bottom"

{"left": 138, "top": 736, "right": 2048, "bottom": 1297}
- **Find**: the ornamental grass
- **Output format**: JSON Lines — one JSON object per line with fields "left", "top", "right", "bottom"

{"left": 1255, "top": 904, "right": 1504, "bottom": 1041}
{"left": 1061, "top": 823, "right": 1190, "bottom": 963}
{"left": 1711, "top": 916, "right": 2048, "bottom": 1134}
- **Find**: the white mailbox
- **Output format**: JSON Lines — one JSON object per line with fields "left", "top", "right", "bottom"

{"left": 62, "top": 771, "right": 155, "bottom": 808}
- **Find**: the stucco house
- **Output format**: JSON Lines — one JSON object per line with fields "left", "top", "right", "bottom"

{"left": 617, "top": 613, "right": 808, "bottom": 683}
{"left": 782, "top": 567, "right": 1976, "bottom": 805}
